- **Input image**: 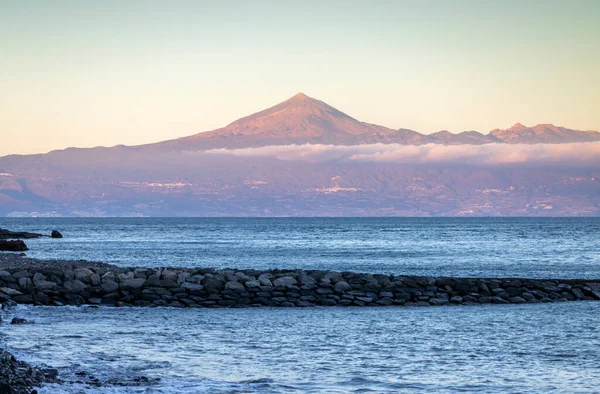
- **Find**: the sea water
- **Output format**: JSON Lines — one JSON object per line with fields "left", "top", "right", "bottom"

{"left": 2, "top": 217, "right": 600, "bottom": 278}
{"left": 0, "top": 218, "right": 599, "bottom": 393}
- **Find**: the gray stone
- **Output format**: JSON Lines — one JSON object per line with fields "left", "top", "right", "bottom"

{"left": 224, "top": 280, "right": 245, "bottom": 292}
{"left": 177, "top": 271, "right": 191, "bottom": 283}
{"left": 101, "top": 279, "right": 119, "bottom": 293}
{"left": 12, "top": 270, "right": 31, "bottom": 279}
{"left": 244, "top": 280, "right": 261, "bottom": 289}
{"left": 0, "top": 287, "right": 23, "bottom": 296}
{"left": 0, "top": 270, "right": 12, "bottom": 280}
{"left": 34, "top": 279, "right": 57, "bottom": 291}
{"left": 18, "top": 277, "right": 34, "bottom": 293}
{"left": 101, "top": 272, "right": 116, "bottom": 281}
{"left": 118, "top": 272, "right": 135, "bottom": 282}
{"left": 333, "top": 281, "right": 352, "bottom": 293}
{"left": 74, "top": 268, "right": 94, "bottom": 282}
{"left": 450, "top": 296, "right": 463, "bottom": 304}
{"left": 90, "top": 273, "right": 101, "bottom": 286}
{"left": 572, "top": 288, "right": 585, "bottom": 299}
{"left": 316, "top": 287, "right": 333, "bottom": 295}
{"left": 273, "top": 276, "right": 297, "bottom": 289}
{"left": 63, "top": 279, "right": 87, "bottom": 293}
{"left": 161, "top": 269, "right": 178, "bottom": 282}
{"left": 429, "top": 297, "right": 450, "bottom": 306}
{"left": 297, "top": 275, "right": 317, "bottom": 288}
{"left": 190, "top": 274, "right": 205, "bottom": 284}
{"left": 120, "top": 278, "right": 146, "bottom": 290}
{"left": 181, "top": 282, "right": 204, "bottom": 292}
{"left": 491, "top": 296, "right": 510, "bottom": 304}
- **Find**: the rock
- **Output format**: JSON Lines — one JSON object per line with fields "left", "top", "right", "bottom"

{"left": 0, "top": 240, "right": 28, "bottom": 252}
{"left": 100, "top": 279, "right": 119, "bottom": 293}
{"left": 51, "top": 230, "right": 63, "bottom": 238}
{"left": 10, "top": 317, "right": 33, "bottom": 324}
{"left": 12, "top": 270, "right": 31, "bottom": 279}
{"left": 297, "top": 275, "right": 317, "bottom": 289}
{"left": 74, "top": 268, "right": 94, "bottom": 282}
{"left": 572, "top": 288, "right": 585, "bottom": 299}
{"left": 17, "top": 277, "right": 33, "bottom": 293}
{"left": 0, "top": 287, "right": 23, "bottom": 296}
{"left": 90, "top": 273, "right": 101, "bottom": 286}
{"left": 63, "top": 279, "right": 87, "bottom": 293}
{"left": 450, "top": 296, "right": 463, "bottom": 304}
{"left": 181, "top": 282, "right": 204, "bottom": 293}
{"left": 224, "top": 281, "right": 245, "bottom": 292}
{"left": 429, "top": 297, "right": 450, "bottom": 306}
{"left": 120, "top": 278, "right": 146, "bottom": 290}
{"left": 273, "top": 276, "right": 297, "bottom": 289}
{"left": 244, "top": 280, "right": 261, "bottom": 289}
{"left": 491, "top": 296, "right": 510, "bottom": 304}
{"left": 333, "top": 281, "right": 352, "bottom": 293}
{"left": 257, "top": 274, "right": 273, "bottom": 287}
{"left": 509, "top": 296, "right": 526, "bottom": 304}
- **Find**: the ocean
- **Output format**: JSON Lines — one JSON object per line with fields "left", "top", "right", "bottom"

{"left": 1, "top": 217, "right": 600, "bottom": 393}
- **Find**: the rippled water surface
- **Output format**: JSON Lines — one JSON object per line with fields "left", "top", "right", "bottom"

{"left": 1, "top": 303, "right": 600, "bottom": 393}
{"left": 2, "top": 217, "right": 600, "bottom": 278}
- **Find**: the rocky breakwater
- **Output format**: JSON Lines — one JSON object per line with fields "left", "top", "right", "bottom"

{"left": 0, "top": 266, "right": 598, "bottom": 308}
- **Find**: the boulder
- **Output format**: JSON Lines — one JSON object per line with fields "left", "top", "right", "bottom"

{"left": 74, "top": 268, "right": 94, "bottom": 282}
{"left": 100, "top": 279, "right": 119, "bottom": 293}
{"left": 0, "top": 240, "right": 28, "bottom": 252}
{"left": 10, "top": 317, "right": 33, "bottom": 325}
{"left": 120, "top": 278, "right": 146, "bottom": 290}
{"left": 18, "top": 277, "right": 33, "bottom": 293}
{"left": 257, "top": 274, "right": 273, "bottom": 287}
{"left": 273, "top": 276, "right": 297, "bottom": 289}
{"left": 0, "top": 228, "right": 44, "bottom": 239}
{"left": 0, "top": 287, "right": 22, "bottom": 296}
{"left": 181, "top": 282, "right": 204, "bottom": 293}
{"left": 333, "top": 281, "right": 352, "bottom": 293}
{"left": 63, "top": 279, "right": 87, "bottom": 293}
{"left": 51, "top": 230, "right": 63, "bottom": 238}
{"left": 244, "top": 280, "right": 261, "bottom": 289}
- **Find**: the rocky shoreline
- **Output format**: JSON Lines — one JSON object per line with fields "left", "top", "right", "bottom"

{"left": 0, "top": 254, "right": 598, "bottom": 309}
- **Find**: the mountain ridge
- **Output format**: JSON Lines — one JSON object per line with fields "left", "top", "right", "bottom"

{"left": 133, "top": 93, "right": 600, "bottom": 153}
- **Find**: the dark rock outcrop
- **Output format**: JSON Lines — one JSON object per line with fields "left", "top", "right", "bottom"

{"left": 50, "top": 231, "right": 63, "bottom": 239}
{"left": 0, "top": 230, "right": 44, "bottom": 240}
{"left": 0, "top": 241, "right": 28, "bottom": 252}
{"left": 0, "top": 350, "right": 60, "bottom": 393}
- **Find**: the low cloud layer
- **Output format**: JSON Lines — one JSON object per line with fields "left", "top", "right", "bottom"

{"left": 205, "top": 142, "right": 600, "bottom": 167}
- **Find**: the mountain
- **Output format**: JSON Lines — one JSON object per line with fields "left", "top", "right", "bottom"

{"left": 489, "top": 123, "right": 600, "bottom": 144}
{"left": 143, "top": 93, "right": 431, "bottom": 152}
{"left": 139, "top": 93, "right": 599, "bottom": 151}
{"left": 0, "top": 93, "right": 599, "bottom": 217}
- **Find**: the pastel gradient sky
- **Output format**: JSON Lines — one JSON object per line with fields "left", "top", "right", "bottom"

{"left": 1, "top": 0, "right": 599, "bottom": 156}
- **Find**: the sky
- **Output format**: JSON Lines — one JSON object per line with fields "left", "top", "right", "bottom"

{"left": 1, "top": 0, "right": 599, "bottom": 156}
